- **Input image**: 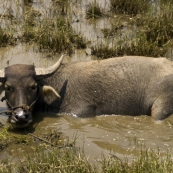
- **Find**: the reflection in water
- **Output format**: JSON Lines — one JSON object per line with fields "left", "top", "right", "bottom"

{"left": 0, "top": 43, "right": 93, "bottom": 69}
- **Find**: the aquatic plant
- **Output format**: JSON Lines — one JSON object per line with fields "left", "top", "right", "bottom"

{"left": 92, "top": 1, "right": 173, "bottom": 58}
{"left": 101, "top": 24, "right": 124, "bottom": 38}
{"left": 1, "top": 0, "right": 173, "bottom": 59}
{"left": 136, "top": 3, "right": 173, "bottom": 47}
{"left": 92, "top": 32, "right": 166, "bottom": 58}
{"left": 22, "top": 11, "right": 86, "bottom": 54}
{"left": 0, "top": 27, "right": 14, "bottom": 47}
{"left": 110, "top": 0, "right": 150, "bottom": 15}
{"left": 86, "top": 1, "right": 103, "bottom": 19}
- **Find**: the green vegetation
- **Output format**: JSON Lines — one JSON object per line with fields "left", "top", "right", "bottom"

{"left": 1, "top": 0, "right": 173, "bottom": 58}
{"left": 0, "top": 1, "right": 86, "bottom": 54}
{"left": 23, "top": 15, "right": 86, "bottom": 54}
{"left": 0, "top": 27, "right": 15, "bottom": 47}
{"left": 7, "top": 147, "right": 94, "bottom": 173}
{"left": 136, "top": 3, "right": 173, "bottom": 47}
{"left": 1, "top": 126, "right": 172, "bottom": 172}
{"left": 86, "top": 1, "right": 103, "bottom": 19}
{"left": 110, "top": 0, "right": 150, "bottom": 15}
{"left": 0, "top": 127, "right": 10, "bottom": 150}
{"left": 22, "top": 3, "right": 86, "bottom": 54}
{"left": 0, "top": 130, "right": 173, "bottom": 173}
{"left": 92, "top": 33, "right": 166, "bottom": 58}
{"left": 92, "top": 0, "right": 173, "bottom": 58}
{"left": 101, "top": 23, "right": 124, "bottom": 38}
{"left": 101, "top": 149, "right": 173, "bottom": 173}
{"left": 0, "top": 126, "right": 32, "bottom": 150}
{"left": 0, "top": 127, "right": 173, "bottom": 173}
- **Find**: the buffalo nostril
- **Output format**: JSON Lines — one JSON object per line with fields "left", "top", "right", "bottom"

{"left": 14, "top": 111, "right": 29, "bottom": 121}
{"left": 15, "top": 115, "right": 19, "bottom": 120}
{"left": 15, "top": 114, "right": 27, "bottom": 120}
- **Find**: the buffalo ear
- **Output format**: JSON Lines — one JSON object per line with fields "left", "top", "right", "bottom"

{"left": 41, "top": 85, "right": 61, "bottom": 99}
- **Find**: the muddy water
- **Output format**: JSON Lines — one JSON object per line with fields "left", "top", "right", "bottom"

{"left": 0, "top": 44, "right": 173, "bottom": 162}
{"left": 70, "top": 0, "right": 133, "bottom": 48}
{"left": 38, "top": 114, "right": 173, "bottom": 160}
{"left": 0, "top": 44, "right": 92, "bottom": 68}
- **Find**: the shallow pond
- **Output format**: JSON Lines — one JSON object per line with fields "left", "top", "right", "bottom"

{"left": 40, "top": 114, "right": 173, "bottom": 160}
{"left": 0, "top": 44, "right": 173, "bottom": 162}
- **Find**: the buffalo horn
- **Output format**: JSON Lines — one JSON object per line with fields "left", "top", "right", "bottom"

{"left": 35, "top": 54, "right": 64, "bottom": 78}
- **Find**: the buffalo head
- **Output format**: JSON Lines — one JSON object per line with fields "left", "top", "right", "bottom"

{"left": 0, "top": 55, "right": 64, "bottom": 128}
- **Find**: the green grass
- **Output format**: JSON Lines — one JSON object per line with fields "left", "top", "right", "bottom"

{"left": 22, "top": 9, "right": 86, "bottom": 54}
{"left": 136, "top": 2, "right": 173, "bottom": 47}
{"left": 0, "top": 147, "right": 95, "bottom": 173}
{"left": 1, "top": 0, "right": 172, "bottom": 58}
{"left": 0, "top": 126, "right": 173, "bottom": 173}
{"left": 0, "top": 140, "right": 173, "bottom": 173}
{"left": 0, "top": 27, "right": 15, "bottom": 47}
{"left": 110, "top": 0, "right": 150, "bottom": 15}
{"left": 92, "top": 31, "right": 166, "bottom": 58}
{"left": 86, "top": 1, "right": 103, "bottom": 19}
{"left": 1, "top": 0, "right": 173, "bottom": 58}
{"left": 91, "top": 1, "right": 173, "bottom": 58}
{"left": 0, "top": 1, "right": 86, "bottom": 54}
{"left": 100, "top": 149, "right": 173, "bottom": 173}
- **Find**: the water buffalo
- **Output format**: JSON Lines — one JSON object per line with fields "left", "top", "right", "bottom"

{"left": 0, "top": 55, "right": 173, "bottom": 128}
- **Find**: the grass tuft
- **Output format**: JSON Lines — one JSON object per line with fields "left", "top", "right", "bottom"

{"left": 86, "top": 1, "right": 103, "bottom": 19}
{"left": 92, "top": 1, "right": 173, "bottom": 58}
{"left": 110, "top": 0, "right": 150, "bottom": 15}
{"left": 100, "top": 149, "right": 173, "bottom": 173}
{"left": 0, "top": 27, "right": 15, "bottom": 47}
{"left": 22, "top": 12, "right": 86, "bottom": 54}
{"left": 136, "top": 3, "right": 173, "bottom": 47}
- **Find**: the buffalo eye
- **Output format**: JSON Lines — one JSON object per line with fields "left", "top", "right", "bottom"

{"left": 29, "top": 84, "right": 37, "bottom": 91}
{"left": 5, "top": 85, "right": 13, "bottom": 92}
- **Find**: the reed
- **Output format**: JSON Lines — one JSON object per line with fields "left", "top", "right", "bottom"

{"left": 86, "top": 1, "right": 103, "bottom": 19}
{"left": 110, "top": 0, "right": 149, "bottom": 15}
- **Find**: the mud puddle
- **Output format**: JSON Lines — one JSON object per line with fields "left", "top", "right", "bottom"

{"left": 37, "top": 113, "right": 173, "bottom": 160}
